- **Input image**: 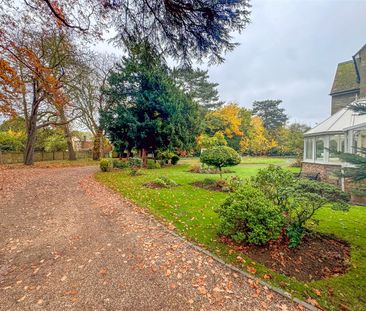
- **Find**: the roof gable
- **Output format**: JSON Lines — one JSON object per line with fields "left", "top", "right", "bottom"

{"left": 330, "top": 60, "right": 359, "bottom": 95}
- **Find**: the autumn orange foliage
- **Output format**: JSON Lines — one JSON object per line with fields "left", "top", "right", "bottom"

{"left": 0, "top": 58, "right": 22, "bottom": 116}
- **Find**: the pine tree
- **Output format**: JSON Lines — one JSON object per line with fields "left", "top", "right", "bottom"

{"left": 171, "top": 68, "right": 223, "bottom": 109}
{"left": 101, "top": 42, "right": 200, "bottom": 161}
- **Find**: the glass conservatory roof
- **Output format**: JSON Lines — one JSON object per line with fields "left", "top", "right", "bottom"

{"left": 305, "top": 107, "right": 366, "bottom": 137}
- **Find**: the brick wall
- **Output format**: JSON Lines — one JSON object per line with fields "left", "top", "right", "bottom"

{"left": 331, "top": 91, "right": 359, "bottom": 115}
{"left": 301, "top": 162, "right": 341, "bottom": 185}
{"left": 302, "top": 162, "right": 366, "bottom": 205}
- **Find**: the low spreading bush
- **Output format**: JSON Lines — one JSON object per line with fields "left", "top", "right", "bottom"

{"left": 188, "top": 164, "right": 233, "bottom": 175}
{"left": 112, "top": 159, "right": 128, "bottom": 169}
{"left": 128, "top": 157, "right": 143, "bottom": 168}
{"left": 147, "top": 159, "right": 161, "bottom": 169}
{"left": 100, "top": 158, "right": 112, "bottom": 172}
{"left": 153, "top": 176, "right": 177, "bottom": 188}
{"left": 216, "top": 184, "right": 284, "bottom": 245}
{"left": 202, "top": 178, "right": 216, "bottom": 185}
{"left": 128, "top": 157, "right": 143, "bottom": 175}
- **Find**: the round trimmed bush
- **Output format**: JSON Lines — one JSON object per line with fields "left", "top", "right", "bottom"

{"left": 171, "top": 155, "right": 180, "bottom": 165}
{"left": 200, "top": 146, "right": 241, "bottom": 177}
{"left": 100, "top": 158, "right": 112, "bottom": 172}
{"left": 216, "top": 184, "right": 284, "bottom": 245}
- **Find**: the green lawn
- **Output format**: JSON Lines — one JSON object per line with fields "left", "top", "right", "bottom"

{"left": 95, "top": 157, "right": 366, "bottom": 311}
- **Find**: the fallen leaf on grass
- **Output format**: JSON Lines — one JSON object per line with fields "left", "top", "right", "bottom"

{"left": 263, "top": 274, "right": 271, "bottom": 280}
{"left": 312, "top": 288, "right": 321, "bottom": 296}
{"left": 247, "top": 266, "right": 257, "bottom": 274}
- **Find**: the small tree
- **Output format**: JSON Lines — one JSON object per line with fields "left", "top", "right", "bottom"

{"left": 200, "top": 146, "right": 241, "bottom": 178}
{"left": 253, "top": 166, "right": 350, "bottom": 247}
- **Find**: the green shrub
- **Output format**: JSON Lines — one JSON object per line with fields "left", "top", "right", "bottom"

{"left": 286, "top": 224, "right": 304, "bottom": 248}
{"left": 100, "top": 158, "right": 112, "bottom": 172}
{"left": 202, "top": 178, "right": 216, "bottom": 185}
{"left": 156, "top": 149, "right": 175, "bottom": 163}
{"left": 200, "top": 146, "right": 241, "bottom": 178}
{"left": 171, "top": 155, "right": 180, "bottom": 165}
{"left": 251, "top": 165, "right": 295, "bottom": 206}
{"left": 128, "top": 157, "right": 143, "bottom": 168}
{"left": 216, "top": 184, "right": 284, "bottom": 245}
{"left": 153, "top": 176, "right": 177, "bottom": 188}
{"left": 147, "top": 159, "right": 161, "bottom": 169}
{"left": 226, "top": 176, "right": 245, "bottom": 192}
{"left": 128, "top": 157, "right": 143, "bottom": 175}
{"left": 112, "top": 159, "right": 128, "bottom": 169}
{"left": 281, "top": 179, "right": 349, "bottom": 247}
{"left": 294, "top": 178, "right": 350, "bottom": 205}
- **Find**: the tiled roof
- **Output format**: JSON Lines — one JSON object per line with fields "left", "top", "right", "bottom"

{"left": 330, "top": 60, "right": 359, "bottom": 94}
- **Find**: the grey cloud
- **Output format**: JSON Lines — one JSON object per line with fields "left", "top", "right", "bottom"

{"left": 205, "top": 0, "right": 366, "bottom": 126}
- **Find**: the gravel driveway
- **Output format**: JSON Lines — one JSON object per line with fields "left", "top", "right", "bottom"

{"left": 0, "top": 166, "right": 302, "bottom": 310}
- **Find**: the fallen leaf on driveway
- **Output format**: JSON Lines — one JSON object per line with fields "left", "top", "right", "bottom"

{"left": 64, "top": 289, "right": 79, "bottom": 296}
{"left": 197, "top": 286, "right": 207, "bottom": 295}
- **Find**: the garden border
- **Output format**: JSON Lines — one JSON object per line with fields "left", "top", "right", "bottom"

{"left": 158, "top": 221, "right": 320, "bottom": 311}
{"left": 97, "top": 176, "right": 321, "bottom": 311}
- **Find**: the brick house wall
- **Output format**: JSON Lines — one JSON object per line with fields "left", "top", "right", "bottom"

{"left": 331, "top": 91, "right": 358, "bottom": 115}
{"left": 301, "top": 162, "right": 341, "bottom": 185}
{"left": 301, "top": 162, "right": 366, "bottom": 204}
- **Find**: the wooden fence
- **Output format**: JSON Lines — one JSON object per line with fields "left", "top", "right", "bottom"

{"left": 0, "top": 150, "right": 96, "bottom": 164}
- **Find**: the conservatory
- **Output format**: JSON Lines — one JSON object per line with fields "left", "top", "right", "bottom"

{"left": 303, "top": 106, "right": 366, "bottom": 165}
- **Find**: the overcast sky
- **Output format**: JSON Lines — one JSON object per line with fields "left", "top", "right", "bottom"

{"left": 205, "top": 0, "right": 366, "bottom": 126}
{"left": 97, "top": 0, "right": 366, "bottom": 127}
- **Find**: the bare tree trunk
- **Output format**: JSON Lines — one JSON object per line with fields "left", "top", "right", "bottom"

{"left": 60, "top": 108, "right": 76, "bottom": 161}
{"left": 24, "top": 114, "right": 37, "bottom": 165}
{"left": 65, "top": 126, "right": 76, "bottom": 161}
{"left": 92, "top": 128, "right": 103, "bottom": 160}
{"left": 140, "top": 148, "right": 147, "bottom": 165}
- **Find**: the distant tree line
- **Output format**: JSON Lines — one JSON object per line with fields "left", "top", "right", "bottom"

{"left": 198, "top": 100, "right": 310, "bottom": 158}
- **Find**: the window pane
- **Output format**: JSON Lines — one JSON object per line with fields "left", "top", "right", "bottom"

{"left": 305, "top": 139, "right": 313, "bottom": 159}
{"left": 329, "top": 139, "right": 338, "bottom": 161}
{"left": 316, "top": 139, "right": 324, "bottom": 161}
